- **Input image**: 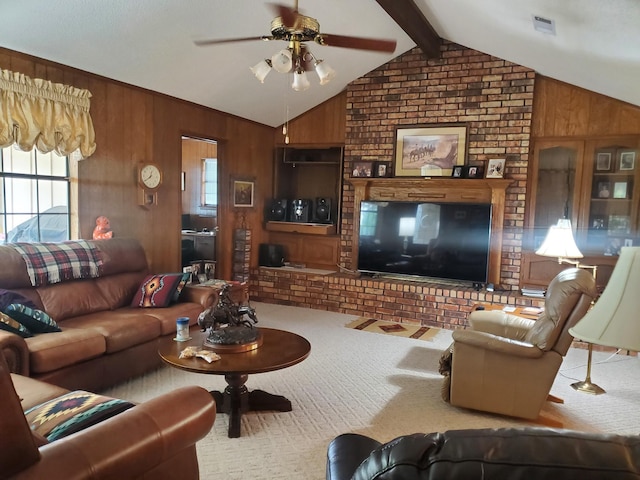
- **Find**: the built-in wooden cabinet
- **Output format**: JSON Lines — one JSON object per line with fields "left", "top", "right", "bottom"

{"left": 522, "top": 135, "right": 640, "bottom": 289}
{"left": 265, "top": 144, "right": 343, "bottom": 270}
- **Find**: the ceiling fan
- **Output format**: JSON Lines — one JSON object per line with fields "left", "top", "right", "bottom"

{"left": 194, "top": 1, "right": 397, "bottom": 90}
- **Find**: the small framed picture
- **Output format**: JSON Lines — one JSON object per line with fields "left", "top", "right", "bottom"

{"left": 624, "top": 238, "right": 634, "bottom": 247}
{"left": 485, "top": 158, "right": 505, "bottom": 178}
{"left": 596, "top": 152, "right": 612, "bottom": 171}
{"left": 613, "top": 181, "right": 628, "bottom": 199}
{"left": 608, "top": 215, "right": 630, "bottom": 234}
{"left": 619, "top": 151, "right": 635, "bottom": 171}
{"left": 232, "top": 179, "right": 255, "bottom": 208}
{"left": 373, "top": 161, "right": 392, "bottom": 177}
{"left": 451, "top": 165, "right": 464, "bottom": 178}
{"left": 352, "top": 161, "right": 373, "bottom": 177}
{"left": 596, "top": 181, "right": 611, "bottom": 198}
{"left": 591, "top": 215, "right": 606, "bottom": 230}
{"left": 464, "top": 165, "right": 484, "bottom": 179}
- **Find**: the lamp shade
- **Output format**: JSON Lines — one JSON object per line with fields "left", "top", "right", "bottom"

{"left": 535, "top": 218, "right": 583, "bottom": 259}
{"left": 291, "top": 70, "right": 310, "bottom": 92}
{"left": 250, "top": 60, "right": 272, "bottom": 83}
{"left": 271, "top": 49, "right": 293, "bottom": 73}
{"left": 314, "top": 60, "right": 336, "bottom": 85}
{"left": 569, "top": 246, "right": 640, "bottom": 351}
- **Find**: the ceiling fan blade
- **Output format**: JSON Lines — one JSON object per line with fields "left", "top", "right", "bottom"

{"left": 268, "top": 3, "right": 299, "bottom": 28}
{"left": 194, "top": 36, "right": 271, "bottom": 46}
{"left": 316, "top": 34, "right": 396, "bottom": 53}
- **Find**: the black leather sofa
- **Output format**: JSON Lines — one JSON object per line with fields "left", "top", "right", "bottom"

{"left": 326, "top": 427, "right": 640, "bottom": 479}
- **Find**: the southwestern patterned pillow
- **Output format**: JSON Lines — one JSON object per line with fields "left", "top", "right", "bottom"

{"left": 25, "top": 390, "right": 134, "bottom": 442}
{"left": 131, "top": 273, "right": 184, "bottom": 308}
{"left": 4, "top": 304, "right": 61, "bottom": 333}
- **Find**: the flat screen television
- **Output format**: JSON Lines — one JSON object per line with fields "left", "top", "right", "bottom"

{"left": 357, "top": 201, "right": 492, "bottom": 284}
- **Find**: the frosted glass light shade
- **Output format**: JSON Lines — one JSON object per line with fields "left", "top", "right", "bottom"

{"left": 314, "top": 60, "right": 336, "bottom": 85}
{"left": 291, "top": 70, "right": 310, "bottom": 92}
{"left": 250, "top": 60, "right": 272, "bottom": 83}
{"left": 569, "top": 247, "right": 640, "bottom": 351}
{"left": 271, "top": 49, "right": 293, "bottom": 73}
{"left": 535, "top": 218, "right": 583, "bottom": 259}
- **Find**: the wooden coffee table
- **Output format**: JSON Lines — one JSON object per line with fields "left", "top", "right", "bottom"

{"left": 158, "top": 327, "right": 311, "bottom": 438}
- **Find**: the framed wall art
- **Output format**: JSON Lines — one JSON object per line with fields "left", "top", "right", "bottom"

{"left": 596, "top": 152, "right": 612, "bottom": 171}
{"left": 393, "top": 124, "right": 467, "bottom": 177}
{"left": 619, "top": 151, "right": 635, "bottom": 171}
{"left": 232, "top": 179, "right": 254, "bottom": 208}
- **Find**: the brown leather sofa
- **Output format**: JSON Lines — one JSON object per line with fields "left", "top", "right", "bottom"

{"left": 440, "top": 267, "right": 597, "bottom": 421}
{"left": 1, "top": 351, "right": 216, "bottom": 480}
{"left": 326, "top": 428, "right": 640, "bottom": 479}
{"left": 0, "top": 238, "right": 217, "bottom": 392}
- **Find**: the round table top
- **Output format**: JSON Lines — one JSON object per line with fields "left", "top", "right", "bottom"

{"left": 158, "top": 327, "right": 311, "bottom": 375}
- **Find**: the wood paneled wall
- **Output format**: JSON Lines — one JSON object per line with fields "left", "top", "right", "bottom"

{"left": 532, "top": 77, "right": 640, "bottom": 138}
{"left": 0, "top": 47, "right": 275, "bottom": 280}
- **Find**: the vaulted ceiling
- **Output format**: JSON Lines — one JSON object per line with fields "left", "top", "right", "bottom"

{"left": 1, "top": 0, "right": 638, "bottom": 127}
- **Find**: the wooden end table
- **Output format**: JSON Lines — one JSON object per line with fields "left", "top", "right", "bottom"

{"left": 158, "top": 327, "right": 310, "bottom": 438}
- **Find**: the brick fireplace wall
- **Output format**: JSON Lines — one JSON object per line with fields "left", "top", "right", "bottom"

{"left": 341, "top": 42, "right": 535, "bottom": 291}
{"left": 253, "top": 42, "right": 538, "bottom": 327}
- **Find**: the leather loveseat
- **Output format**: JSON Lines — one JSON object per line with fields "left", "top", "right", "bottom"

{"left": 326, "top": 428, "right": 640, "bottom": 479}
{"left": 0, "top": 238, "right": 217, "bottom": 392}
{"left": 1, "top": 350, "right": 216, "bottom": 480}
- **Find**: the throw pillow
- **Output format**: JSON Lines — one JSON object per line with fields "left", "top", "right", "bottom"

{"left": 25, "top": 390, "right": 134, "bottom": 442}
{"left": 0, "top": 288, "right": 37, "bottom": 311}
{"left": 0, "top": 311, "right": 33, "bottom": 338}
{"left": 131, "top": 273, "right": 184, "bottom": 308}
{"left": 172, "top": 271, "right": 192, "bottom": 303}
{"left": 4, "top": 304, "right": 61, "bottom": 333}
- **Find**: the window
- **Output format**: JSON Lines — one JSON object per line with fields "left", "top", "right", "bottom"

{"left": 359, "top": 202, "right": 379, "bottom": 237}
{"left": 201, "top": 158, "right": 218, "bottom": 207}
{"left": 0, "top": 146, "right": 70, "bottom": 243}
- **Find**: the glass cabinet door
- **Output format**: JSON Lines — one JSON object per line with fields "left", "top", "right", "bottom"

{"left": 582, "top": 138, "right": 640, "bottom": 255}
{"left": 526, "top": 141, "right": 584, "bottom": 251}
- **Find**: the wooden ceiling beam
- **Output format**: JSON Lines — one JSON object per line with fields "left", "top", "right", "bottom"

{"left": 375, "top": 0, "right": 441, "bottom": 58}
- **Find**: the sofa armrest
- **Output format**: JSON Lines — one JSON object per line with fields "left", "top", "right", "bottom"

{"left": 179, "top": 284, "right": 218, "bottom": 308}
{"left": 452, "top": 329, "right": 544, "bottom": 359}
{"left": 0, "top": 330, "right": 29, "bottom": 375}
{"left": 327, "top": 433, "right": 382, "bottom": 480}
{"left": 11, "top": 386, "right": 216, "bottom": 480}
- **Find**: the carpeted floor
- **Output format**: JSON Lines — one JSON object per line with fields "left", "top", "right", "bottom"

{"left": 103, "top": 302, "right": 640, "bottom": 480}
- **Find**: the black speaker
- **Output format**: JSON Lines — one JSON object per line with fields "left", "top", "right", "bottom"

{"left": 312, "top": 197, "right": 332, "bottom": 223}
{"left": 288, "top": 199, "right": 311, "bottom": 222}
{"left": 259, "top": 243, "right": 285, "bottom": 267}
{"left": 265, "top": 198, "right": 288, "bottom": 222}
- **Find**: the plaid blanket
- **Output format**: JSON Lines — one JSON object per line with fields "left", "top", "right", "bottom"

{"left": 11, "top": 240, "right": 103, "bottom": 287}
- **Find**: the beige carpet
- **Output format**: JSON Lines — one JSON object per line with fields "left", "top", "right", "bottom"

{"left": 103, "top": 302, "right": 640, "bottom": 480}
{"left": 346, "top": 317, "right": 439, "bottom": 341}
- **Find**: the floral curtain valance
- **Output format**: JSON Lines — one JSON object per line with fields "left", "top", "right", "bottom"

{"left": 0, "top": 69, "right": 96, "bottom": 159}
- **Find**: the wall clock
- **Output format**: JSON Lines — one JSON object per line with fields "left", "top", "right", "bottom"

{"left": 138, "top": 163, "right": 163, "bottom": 190}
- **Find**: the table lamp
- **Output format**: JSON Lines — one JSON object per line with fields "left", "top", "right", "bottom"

{"left": 568, "top": 246, "right": 640, "bottom": 394}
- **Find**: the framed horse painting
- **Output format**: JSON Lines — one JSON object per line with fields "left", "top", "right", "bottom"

{"left": 393, "top": 124, "right": 468, "bottom": 177}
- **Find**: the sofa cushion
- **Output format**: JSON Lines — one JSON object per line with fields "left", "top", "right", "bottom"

{"left": 37, "top": 280, "right": 111, "bottom": 322}
{"left": 25, "top": 390, "right": 134, "bottom": 441}
{"left": 142, "top": 302, "right": 204, "bottom": 336}
{"left": 131, "top": 274, "right": 184, "bottom": 308}
{"left": 25, "top": 328, "right": 106, "bottom": 374}
{"left": 93, "top": 271, "right": 148, "bottom": 309}
{"left": 0, "top": 312, "right": 32, "bottom": 338}
{"left": 4, "top": 304, "right": 61, "bottom": 333}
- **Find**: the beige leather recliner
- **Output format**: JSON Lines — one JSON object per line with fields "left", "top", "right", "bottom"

{"left": 443, "top": 267, "right": 597, "bottom": 421}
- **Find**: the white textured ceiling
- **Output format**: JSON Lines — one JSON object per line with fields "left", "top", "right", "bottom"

{"left": 1, "top": 0, "right": 639, "bottom": 128}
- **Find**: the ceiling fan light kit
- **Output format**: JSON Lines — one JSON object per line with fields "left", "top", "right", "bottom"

{"left": 196, "top": 1, "right": 396, "bottom": 92}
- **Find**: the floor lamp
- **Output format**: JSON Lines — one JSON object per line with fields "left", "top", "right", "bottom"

{"left": 568, "top": 246, "right": 640, "bottom": 394}
{"left": 535, "top": 218, "right": 601, "bottom": 393}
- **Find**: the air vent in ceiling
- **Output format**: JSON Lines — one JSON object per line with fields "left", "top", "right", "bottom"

{"left": 532, "top": 15, "right": 556, "bottom": 35}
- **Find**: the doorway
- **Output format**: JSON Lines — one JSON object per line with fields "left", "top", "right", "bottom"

{"left": 181, "top": 136, "right": 218, "bottom": 268}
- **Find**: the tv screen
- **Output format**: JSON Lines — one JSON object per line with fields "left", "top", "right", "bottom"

{"left": 357, "top": 201, "right": 492, "bottom": 284}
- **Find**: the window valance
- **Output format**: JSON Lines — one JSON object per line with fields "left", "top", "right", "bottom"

{"left": 0, "top": 69, "right": 96, "bottom": 159}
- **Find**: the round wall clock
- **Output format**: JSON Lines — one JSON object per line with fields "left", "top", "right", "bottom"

{"left": 138, "top": 163, "right": 162, "bottom": 190}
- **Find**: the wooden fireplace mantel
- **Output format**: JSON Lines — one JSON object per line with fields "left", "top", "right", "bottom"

{"left": 349, "top": 178, "right": 513, "bottom": 286}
